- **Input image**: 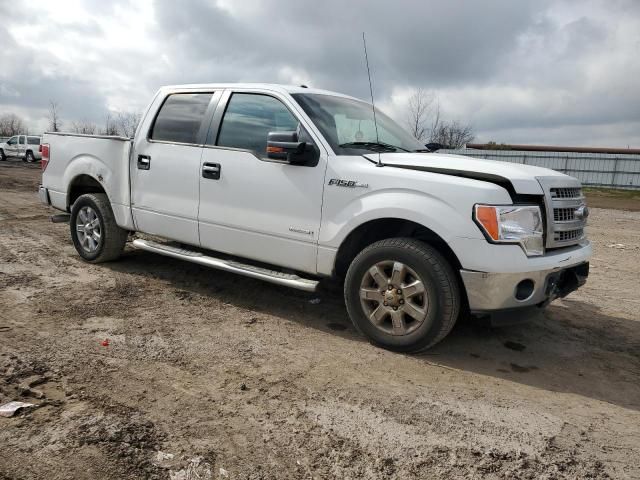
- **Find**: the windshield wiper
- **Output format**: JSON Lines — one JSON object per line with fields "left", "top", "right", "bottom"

{"left": 339, "top": 141, "right": 409, "bottom": 152}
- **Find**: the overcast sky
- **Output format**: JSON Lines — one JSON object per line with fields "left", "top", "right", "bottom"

{"left": 1, "top": 0, "right": 639, "bottom": 147}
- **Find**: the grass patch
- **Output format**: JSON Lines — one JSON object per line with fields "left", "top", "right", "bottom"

{"left": 584, "top": 187, "right": 640, "bottom": 199}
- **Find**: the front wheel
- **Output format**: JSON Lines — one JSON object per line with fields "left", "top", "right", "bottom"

{"left": 0, "top": 149, "right": 6, "bottom": 161}
{"left": 344, "top": 238, "right": 460, "bottom": 353}
{"left": 70, "top": 193, "right": 128, "bottom": 263}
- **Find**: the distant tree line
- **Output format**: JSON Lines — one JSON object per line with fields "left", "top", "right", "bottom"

{"left": 0, "top": 101, "right": 141, "bottom": 138}
{"left": 404, "top": 88, "right": 475, "bottom": 149}
{"left": 484, "top": 141, "right": 512, "bottom": 150}
{"left": 3, "top": 91, "right": 474, "bottom": 146}
{"left": 48, "top": 101, "right": 141, "bottom": 137}
{"left": 0, "top": 113, "right": 27, "bottom": 136}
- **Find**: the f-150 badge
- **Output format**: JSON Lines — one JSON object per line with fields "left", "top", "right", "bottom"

{"left": 328, "top": 178, "right": 369, "bottom": 188}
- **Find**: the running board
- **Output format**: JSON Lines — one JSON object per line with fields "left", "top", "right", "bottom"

{"left": 132, "top": 239, "right": 319, "bottom": 292}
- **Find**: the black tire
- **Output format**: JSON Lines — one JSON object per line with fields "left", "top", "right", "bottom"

{"left": 0, "top": 149, "right": 6, "bottom": 161}
{"left": 70, "top": 193, "right": 128, "bottom": 263}
{"left": 25, "top": 151, "right": 36, "bottom": 163}
{"left": 344, "top": 238, "right": 460, "bottom": 353}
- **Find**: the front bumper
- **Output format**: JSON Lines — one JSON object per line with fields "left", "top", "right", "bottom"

{"left": 461, "top": 260, "right": 589, "bottom": 315}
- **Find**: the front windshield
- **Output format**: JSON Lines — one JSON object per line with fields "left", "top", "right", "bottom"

{"left": 292, "top": 93, "right": 424, "bottom": 155}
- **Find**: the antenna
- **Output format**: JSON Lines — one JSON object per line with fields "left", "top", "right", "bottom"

{"left": 362, "top": 32, "right": 383, "bottom": 167}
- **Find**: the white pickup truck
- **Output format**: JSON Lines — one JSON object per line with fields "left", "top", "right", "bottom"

{"left": 38, "top": 83, "right": 591, "bottom": 352}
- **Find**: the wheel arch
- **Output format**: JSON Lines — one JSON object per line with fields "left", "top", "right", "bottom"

{"left": 333, "top": 217, "right": 463, "bottom": 280}
{"left": 67, "top": 174, "right": 107, "bottom": 209}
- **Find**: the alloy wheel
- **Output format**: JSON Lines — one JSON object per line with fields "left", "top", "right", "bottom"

{"left": 75, "top": 206, "right": 102, "bottom": 253}
{"left": 359, "top": 260, "right": 430, "bottom": 336}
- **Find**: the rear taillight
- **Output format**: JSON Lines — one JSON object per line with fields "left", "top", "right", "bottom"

{"left": 41, "top": 143, "right": 50, "bottom": 171}
{"left": 39, "top": 144, "right": 42, "bottom": 153}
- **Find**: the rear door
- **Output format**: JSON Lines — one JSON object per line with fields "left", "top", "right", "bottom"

{"left": 197, "top": 90, "right": 327, "bottom": 273}
{"left": 130, "top": 91, "right": 220, "bottom": 246}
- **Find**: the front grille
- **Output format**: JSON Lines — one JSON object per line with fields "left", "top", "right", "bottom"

{"left": 538, "top": 178, "right": 587, "bottom": 249}
{"left": 555, "top": 229, "right": 584, "bottom": 242}
{"left": 551, "top": 187, "right": 582, "bottom": 199}
{"left": 554, "top": 207, "right": 575, "bottom": 222}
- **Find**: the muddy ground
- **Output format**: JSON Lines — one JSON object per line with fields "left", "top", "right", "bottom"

{"left": 0, "top": 160, "right": 639, "bottom": 479}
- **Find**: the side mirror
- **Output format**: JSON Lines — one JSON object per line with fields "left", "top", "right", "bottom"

{"left": 267, "top": 130, "right": 320, "bottom": 166}
{"left": 267, "top": 131, "right": 305, "bottom": 162}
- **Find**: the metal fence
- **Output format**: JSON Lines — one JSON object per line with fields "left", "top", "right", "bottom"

{"left": 441, "top": 148, "right": 640, "bottom": 190}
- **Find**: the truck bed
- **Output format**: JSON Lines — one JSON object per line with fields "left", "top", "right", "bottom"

{"left": 41, "top": 132, "right": 134, "bottom": 229}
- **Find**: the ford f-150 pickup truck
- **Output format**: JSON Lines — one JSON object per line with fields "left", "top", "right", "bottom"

{"left": 38, "top": 83, "right": 591, "bottom": 352}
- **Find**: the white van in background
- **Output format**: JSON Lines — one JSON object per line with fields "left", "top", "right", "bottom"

{"left": 0, "top": 135, "right": 42, "bottom": 163}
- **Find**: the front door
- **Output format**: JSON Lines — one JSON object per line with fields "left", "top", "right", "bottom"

{"left": 130, "top": 91, "right": 219, "bottom": 246}
{"left": 5, "top": 136, "right": 18, "bottom": 157}
{"left": 198, "top": 91, "right": 326, "bottom": 274}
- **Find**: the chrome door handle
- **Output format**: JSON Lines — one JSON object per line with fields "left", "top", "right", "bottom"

{"left": 202, "top": 162, "right": 221, "bottom": 180}
{"left": 137, "top": 155, "right": 151, "bottom": 170}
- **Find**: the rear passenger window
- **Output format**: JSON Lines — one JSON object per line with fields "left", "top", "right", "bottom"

{"left": 27, "top": 137, "right": 40, "bottom": 145}
{"left": 151, "top": 93, "right": 213, "bottom": 144}
{"left": 216, "top": 93, "right": 299, "bottom": 157}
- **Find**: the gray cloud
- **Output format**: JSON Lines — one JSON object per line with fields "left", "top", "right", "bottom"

{"left": 0, "top": 0, "right": 638, "bottom": 147}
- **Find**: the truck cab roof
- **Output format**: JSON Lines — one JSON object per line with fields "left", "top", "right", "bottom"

{"left": 159, "top": 83, "right": 358, "bottom": 100}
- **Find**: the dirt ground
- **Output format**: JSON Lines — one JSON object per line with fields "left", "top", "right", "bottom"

{"left": 1, "top": 160, "right": 639, "bottom": 480}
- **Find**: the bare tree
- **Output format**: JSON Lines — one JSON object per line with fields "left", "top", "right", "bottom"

{"left": 430, "top": 120, "right": 475, "bottom": 149}
{"left": 70, "top": 121, "right": 97, "bottom": 135}
{"left": 404, "top": 88, "right": 474, "bottom": 148}
{"left": 0, "top": 113, "right": 27, "bottom": 136}
{"left": 115, "top": 111, "right": 141, "bottom": 137}
{"left": 405, "top": 88, "right": 437, "bottom": 142}
{"left": 102, "top": 113, "right": 119, "bottom": 135}
{"left": 47, "top": 101, "right": 62, "bottom": 132}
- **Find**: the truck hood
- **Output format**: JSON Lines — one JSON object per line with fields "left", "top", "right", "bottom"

{"left": 364, "top": 152, "right": 569, "bottom": 195}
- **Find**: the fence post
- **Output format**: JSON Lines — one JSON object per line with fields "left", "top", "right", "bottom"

{"left": 612, "top": 158, "right": 619, "bottom": 188}
{"left": 522, "top": 155, "right": 527, "bottom": 165}
{"left": 563, "top": 156, "right": 569, "bottom": 174}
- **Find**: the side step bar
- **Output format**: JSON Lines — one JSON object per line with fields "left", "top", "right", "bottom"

{"left": 132, "top": 239, "right": 319, "bottom": 292}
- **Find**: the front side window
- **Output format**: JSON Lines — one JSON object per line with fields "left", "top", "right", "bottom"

{"left": 27, "top": 136, "right": 40, "bottom": 145}
{"left": 216, "top": 93, "right": 299, "bottom": 157}
{"left": 292, "top": 93, "right": 424, "bottom": 155}
{"left": 150, "top": 93, "right": 213, "bottom": 144}
{"left": 7, "top": 136, "right": 17, "bottom": 145}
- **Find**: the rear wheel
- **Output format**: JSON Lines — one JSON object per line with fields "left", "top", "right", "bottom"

{"left": 25, "top": 151, "right": 36, "bottom": 163}
{"left": 70, "top": 193, "right": 128, "bottom": 263}
{"left": 344, "top": 238, "right": 460, "bottom": 352}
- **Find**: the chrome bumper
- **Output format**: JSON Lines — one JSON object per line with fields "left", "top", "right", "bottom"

{"left": 38, "top": 185, "right": 50, "bottom": 205}
{"left": 460, "top": 261, "right": 589, "bottom": 313}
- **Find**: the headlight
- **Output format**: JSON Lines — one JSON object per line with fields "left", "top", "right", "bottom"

{"left": 474, "top": 205, "right": 544, "bottom": 256}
